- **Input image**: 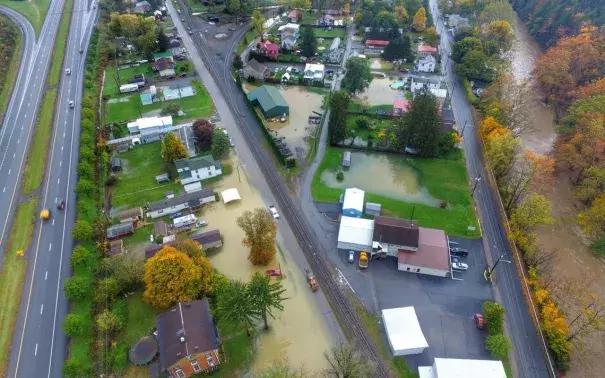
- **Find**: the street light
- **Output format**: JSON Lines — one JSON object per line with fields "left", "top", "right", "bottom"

{"left": 484, "top": 253, "right": 512, "bottom": 282}
{"left": 460, "top": 120, "right": 469, "bottom": 137}
{"left": 471, "top": 175, "right": 481, "bottom": 197}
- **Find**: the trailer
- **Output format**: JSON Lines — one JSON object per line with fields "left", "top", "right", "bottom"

{"left": 119, "top": 83, "right": 139, "bottom": 94}
{"left": 173, "top": 214, "right": 196, "bottom": 229}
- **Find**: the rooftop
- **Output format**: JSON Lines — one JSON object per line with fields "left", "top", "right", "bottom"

{"left": 373, "top": 216, "right": 419, "bottom": 248}
{"left": 337, "top": 216, "right": 374, "bottom": 248}
{"left": 382, "top": 307, "right": 428, "bottom": 354}
{"left": 419, "top": 358, "right": 506, "bottom": 378}
{"left": 190, "top": 229, "right": 221, "bottom": 246}
{"left": 247, "top": 58, "right": 268, "bottom": 73}
{"left": 147, "top": 188, "right": 214, "bottom": 212}
{"left": 247, "top": 85, "right": 289, "bottom": 112}
{"left": 365, "top": 39, "right": 389, "bottom": 46}
{"left": 107, "top": 221, "right": 134, "bottom": 239}
{"left": 174, "top": 155, "right": 219, "bottom": 171}
{"left": 418, "top": 45, "right": 438, "bottom": 53}
{"left": 342, "top": 187, "right": 365, "bottom": 212}
{"left": 127, "top": 116, "right": 173, "bottom": 131}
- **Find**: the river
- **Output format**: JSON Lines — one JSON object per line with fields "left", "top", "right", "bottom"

{"left": 509, "top": 16, "right": 605, "bottom": 377}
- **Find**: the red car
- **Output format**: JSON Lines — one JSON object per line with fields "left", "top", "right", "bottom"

{"left": 474, "top": 313, "right": 485, "bottom": 330}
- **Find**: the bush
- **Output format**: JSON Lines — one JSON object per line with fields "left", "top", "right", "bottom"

{"left": 486, "top": 333, "right": 510, "bottom": 359}
{"left": 72, "top": 220, "right": 93, "bottom": 241}
{"left": 484, "top": 301, "right": 505, "bottom": 335}
{"left": 590, "top": 236, "right": 605, "bottom": 256}
{"left": 63, "top": 357, "right": 94, "bottom": 378}
{"left": 336, "top": 171, "right": 344, "bottom": 182}
{"left": 63, "top": 313, "right": 85, "bottom": 337}
{"left": 109, "top": 344, "right": 129, "bottom": 374}
{"left": 70, "top": 245, "right": 91, "bottom": 268}
{"left": 64, "top": 276, "right": 92, "bottom": 301}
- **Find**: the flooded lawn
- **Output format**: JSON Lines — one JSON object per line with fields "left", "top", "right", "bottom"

{"left": 194, "top": 153, "right": 334, "bottom": 373}
{"left": 320, "top": 151, "right": 439, "bottom": 207}
{"left": 354, "top": 77, "right": 405, "bottom": 106}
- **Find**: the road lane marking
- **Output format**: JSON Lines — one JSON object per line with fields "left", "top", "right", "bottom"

{"left": 8, "top": 169, "right": 10, "bottom": 175}
{"left": 40, "top": 304, "right": 43, "bottom": 314}
{"left": 54, "top": 198, "right": 57, "bottom": 203}
{"left": 59, "top": 161, "right": 62, "bottom": 167}
{"left": 61, "top": 146, "right": 63, "bottom": 151}
{"left": 48, "top": 243, "right": 52, "bottom": 251}
{"left": 34, "top": 344, "right": 38, "bottom": 356}
{"left": 45, "top": 271, "right": 48, "bottom": 280}
{"left": 13, "top": 153, "right": 15, "bottom": 158}
{"left": 52, "top": 219, "right": 54, "bottom": 226}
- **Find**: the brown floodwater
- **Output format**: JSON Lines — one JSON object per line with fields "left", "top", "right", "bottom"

{"left": 355, "top": 77, "right": 406, "bottom": 106}
{"left": 194, "top": 153, "right": 334, "bottom": 374}
{"left": 320, "top": 151, "right": 439, "bottom": 206}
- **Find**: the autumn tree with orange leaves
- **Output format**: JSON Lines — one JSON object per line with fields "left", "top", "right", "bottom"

{"left": 501, "top": 151, "right": 555, "bottom": 212}
{"left": 236, "top": 208, "right": 277, "bottom": 265}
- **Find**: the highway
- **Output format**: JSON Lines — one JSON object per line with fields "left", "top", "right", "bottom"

{"left": 428, "top": 1, "right": 553, "bottom": 377}
{"left": 3, "top": 1, "right": 97, "bottom": 377}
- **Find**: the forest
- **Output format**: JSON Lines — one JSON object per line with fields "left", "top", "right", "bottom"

{"left": 0, "top": 15, "right": 19, "bottom": 104}
{"left": 510, "top": 0, "right": 605, "bottom": 47}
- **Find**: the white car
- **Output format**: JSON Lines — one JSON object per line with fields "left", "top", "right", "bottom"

{"left": 65, "top": 68, "right": 71, "bottom": 75}
{"left": 196, "top": 220, "right": 208, "bottom": 228}
{"left": 348, "top": 251, "right": 355, "bottom": 263}
{"left": 68, "top": 100, "right": 74, "bottom": 108}
{"left": 269, "top": 205, "right": 279, "bottom": 219}
{"left": 229, "top": 138, "right": 235, "bottom": 147}
{"left": 452, "top": 262, "right": 469, "bottom": 271}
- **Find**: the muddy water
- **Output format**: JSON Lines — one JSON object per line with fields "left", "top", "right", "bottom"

{"left": 195, "top": 154, "right": 333, "bottom": 374}
{"left": 320, "top": 151, "right": 439, "bottom": 206}
{"left": 356, "top": 77, "right": 405, "bottom": 106}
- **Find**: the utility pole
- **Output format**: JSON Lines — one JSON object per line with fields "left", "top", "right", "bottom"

{"left": 410, "top": 205, "right": 415, "bottom": 221}
{"left": 471, "top": 175, "right": 481, "bottom": 197}
{"left": 460, "top": 120, "right": 469, "bottom": 137}
{"left": 484, "top": 252, "right": 512, "bottom": 281}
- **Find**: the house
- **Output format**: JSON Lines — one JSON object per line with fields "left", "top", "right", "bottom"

{"left": 416, "top": 55, "right": 436, "bottom": 73}
{"left": 153, "top": 51, "right": 174, "bottom": 62}
{"left": 156, "top": 173, "right": 170, "bottom": 184}
{"left": 163, "top": 86, "right": 195, "bottom": 101}
{"left": 156, "top": 300, "right": 220, "bottom": 377}
{"left": 382, "top": 307, "right": 428, "bottom": 356}
{"left": 287, "top": 9, "right": 301, "bottom": 23}
{"left": 393, "top": 99, "right": 412, "bottom": 116}
{"left": 398, "top": 227, "right": 450, "bottom": 277}
{"left": 111, "top": 157, "right": 122, "bottom": 172}
{"left": 417, "top": 44, "right": 438, "bottom": 57}
{"left": 127, "top": 73, "right": 146, "bottom": 87}
{"left": 154, "top": 220, "right": 170, "bottom": 237}
{"left": 317, "top": 14, "right": 334, "bottom": 26}
{"left": 419, "top": 358, "right": 506, "bottom": 378}
{"left": 134, "top": 0, "right": 152, "bottom": 14}
{"left": 428, "top": 88, "right": 448, "bottom": 100}
{"left": 153, "top": 58, "right": 176, "bottom": 77}
{"left": 447, "top": 14, "right": 470, "bottom": 31}
{"left": 326, "top": 37, "right": 342, "bottom": 63}
{"left": 127, "top": 116, "right": 173, "bottom": 134}
{"left": 174, "top": 155, "right": 223, "bottom": 185}
{"left": 365, "top": 40, "right": 389, "bottom": 48}
{"left": 411, "top": 77, "right": 441, "bottom": 92}
{"left": 108, "top": 240, "right": 124, "bottom": 256}
{"left": 183, "top": 181, "right": 203, "bottom": 194}
{"left": 118, "top": 207, "right": 144, "bottom": 225}
{"left": 365, "top": 202, "right": 381, "bottom": 217}
{"left": 146, "top": 189, "right": 216, "bottom": 218}
{"left": 243, "top": 59, "right": 270, "bottom": 80}
{"left": 337, "top": 216, "right": 374, "bottom": 251}
{"left": 247, "top": 85, "right": 290, "bottom": 118}
{"left": 259, "top": 41, "right": 279, "bottom": 59}
{"left": 190, "top": 229, "right": 223, "bottom": 250}
{"left": 342, "top": 187, "right": 365, "bottom": 217}
{"left": 106, "top": 221, "right": 134, "bottom": 240}
{"left": 372, "top": 216, "right": 419, "bottom": 255}
{"left": 342, "top": 151, "right": 351, "bottom": 167}
{"left": 140, "top": 92, "right": 153, "bottom": 105}
{"left": 278, "top": 23, "right": 300, "bottom": 37}
{"left": 303, "top": 63, "right": 325, "bottom": 82}
{"left": 281, "top": 34, "right": 298, "bottom": 50}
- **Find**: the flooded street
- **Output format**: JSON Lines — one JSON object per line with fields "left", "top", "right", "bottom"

{"left": 508, "top": 16, "right": 605, "bottom": 376}
{"left": 320, "top": 151, "right": 439, "bottom": 206}
{"left": 198, "top": 154, "right": 334, "bottom": 374}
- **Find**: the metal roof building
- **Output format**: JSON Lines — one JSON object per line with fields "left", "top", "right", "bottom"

{"left": 342, "top": 187, "right": 365, "bottom": 218}
{"left": 337, "top": 216, "right": 374, "bottom": 251}
{"left": 107, "top": 221, "right": 134, "bottom": 240}
{"left": 382, "top": 307, "right": 428, "bottom": 356}
{"left": 247, "top": 85, "right": 289, "bottom": 118}
{"left": 419, "top": 358, "right": 506, "bottom": 378}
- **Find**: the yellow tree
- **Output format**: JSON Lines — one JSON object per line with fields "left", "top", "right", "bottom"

{"left": 161, "top": 132, "right": 188, "bottom": 175}
{"left": 291, "top": 0, "right": 311, "bottom": 11}
{"left": 144, "top": 247, "right": 203, "bottom": 310}
{"left": 236, "top": 208, "right": 277, "bottom": 265}
{"left": 578, "top": 194, "right": 605, "bottom": 238}
{"left": 484, "top": 127, "right": 518, "bottom": 181}
{"left": 343, "top": 2, "right": 350, "bottom": 14}
{"left": 485, "top": 20, "right": 513, "bottom": 52}
{"left": 394, "top": 5, "right": 409, "bottom": 24}
{"left": 252, "top": 10, "right": 265, "bottom": 39}
{"left": 412, "top": 7, "right": 427, "bottom": 32}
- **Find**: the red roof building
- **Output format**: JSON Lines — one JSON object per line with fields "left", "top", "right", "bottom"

{"left": 365, "top": 39, "right": 389, "bottom": 47}
{"left": 417, "top": 44, "right": 438, "bottom": 56}
{"left": 393, "top": 99, "right": 412, "bottom": 116}
{"left": 259, "top": 40, "right": 279, "bottom": 59}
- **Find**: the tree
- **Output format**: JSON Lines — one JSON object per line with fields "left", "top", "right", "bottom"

{"left": 328, "top": 90, "right": 350, "bottom": 144}
{"left": 136, "top": 30, "right": 158, "bottom": 59}
{"left": 483, "top": 301, "right": 505, "bottom": 335}
{"left": 355, "top": 117, "right": 369, "bottom": 130}
{"left": 225, "top": 0, "right": 241, "bottom": 14}
{"left": 412, "top": 7, "right": 427, "bottom": 31}
{"left": 258, "top": 360, "right": 310, "bottom": 377}
{"left": 192, "top": 119, "right": 214, "bottom": 151}
{"left": 577, "top": 194, "right": 605, "bottom": 238}
{"left": 178, "top": 61, "right": 193, "bottom": 73}
{"left": 72, "top": 220, "right": 93, "bottom": 241}
{"left": 157, "top": 28, "right": 170, "bottom": 52}
{"left": 452, "top": 37, "right": 483, "bottom": 63}
{"left": 381, "top": 35, "right": 413, "bottom": 62}
{"left": 291, "top": 0, "right": 311, "bottom": 11}
{"left": 479, "top": 1, "right": 515, "bottom": 24}
{"left": 486, "top": 334, "right": 511, "bottom": 359}
{"left": 161, "top": 132, "right": 188, "bottom": 174}
{"left": 63, "top": 358, "right": 93, "bottom": 378}
{"left": 216, "top": 280, "right": 258, "bottom": 336}
{"left": 456, "top": 49, "right": 495, "bottom": 81}
{"left": 211, "top": 128, "right": 230, "bottom": 160}
{"left": 574, "top": 166, "right": 605, "bottom": 204}
{"left": 398, "top": 92, "right": 443, "bottom": 157}
{"left": 94, "top": 277, "right": 122, "bottom": 305}
{"left": 75, "top": 179, "right": 95, "bottom": 197}
{"left": 342, "top": 57, "right": 373, "bottom": 95}
{"left": 557, "top": 114, "right": 605, "bottom": 184}
{"left": 299, "top": 26, "right": 317, "bottom": 58}
{"left": 144, "top": 247, "right": 203, "bottom": 309}
{"left": 197, "top": 256, "right": 215, "bottom": 296}
{"left": 484, "top": 127, "right": 518, "bottom": 181}
{"left": 252, "top": 10, "right": 265, "bottom": 38}
{"left": 485, "top": 21, "right": 513, "bottom": 54}
{"left": 64, "top": 276, "right": 92, "bottom": 301}
{"left": 324, "top": 344, "right": 373, "bottom": 377}
{"left": 63, "top": 313, "right": 85, "bottom": 337}
{"left": 502, "top": 151, "right": 555, "bottom": 212}
{"left": 70, "top": 245, "right": 92, "bottom": 268}
{"left": 100, "top": 254, "right": 145, "bottom": 291}
{"left": 96, "top": 310, "right": 122, "bottom": 333}
{"left": 485, "top": 74, "right": 534, "bottom": 137}
{"left": 511, "top": 193, "right": 553, "bottom": 233}
{"left": 424, "top": 26, "right": 439, "bottom": 46}
{"left": 394, "top": 4, "right": 409, "bottom": 24}
{"left": 248, "top": 272, "right": 288, "bottom": 330}
{"left": 161, "top": 103, "right": 181, "bottom": 116}
{"left": 232, "top": 53, "right": 244, "bottom": 70}
{"left": 236, "top": 208, "right": 277, "bottom": 265}
{"left": 174, "top": 239, "right": 205, "bottom": 260}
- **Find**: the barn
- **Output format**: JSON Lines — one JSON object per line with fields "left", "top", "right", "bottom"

{"left": 337, "top": 216, "right": 374, "bottom": 251}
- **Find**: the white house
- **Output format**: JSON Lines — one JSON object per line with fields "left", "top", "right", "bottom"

{"left": 173, "top": 214, "right": 197, "bottom": 229}
{"left": 342, "top": 187, "right": 364, "bottom": 217}
{"left": 337, "top": 216, "right": 374, "bottom": 251}
{"left": 303, "top": 63, "right": 325, "bottom": 82}
{"left": 411, "top": 77, "right": 441, "bottom": 92}
{"left": 278, "top": 23, "right": 300, "bottom": 36}
{"left": 416, "top": 55, "right": 436, "bottom": 73}
{"left": 429, "top": 88, "right": 448, "bottom": 99}
{"left": 127, "top": 115, "right": 173, "bottom": 134}
{"left": 419, "top": 358, "right": 506, "bottom": 378}
{"left": 174, "top": 155, "right": 222, "bottom": 185}
{"left": 382, "top": 307, "right": 428, "bottom": 356}
{"left": 281, "top": 34, "right": 298, "bottom": 50}
{"left": 146, "top": 189, "right": 216, "bottom": 219}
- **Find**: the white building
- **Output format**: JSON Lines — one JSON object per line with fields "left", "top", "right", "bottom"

{"left": 419, "top": 358, "right": 506, "bottom": 378}
{"left": 146, "top": 189, "right": 216, "bottom": 219}
{"left": 173, "top": 214, "right": 197, "bottom": 229}
{"left": 278, "top": 23, "right": 300, "bottom": 35}
{"left": 382, "top": 307, "right": 428, "bottom": 356}
{"left": 342, "top": 187, "right": 365, "bottom": 217}
{"left": 337, "top": 216, "right": 374, "bottom": 251}
{"left": 429, "top": 88, "right": 448, "bottom": 99}
{"left": 416, "top": 55, "right": 436, "bottom": 73}
{"left": 127, "top": 115, "right": 173, "bottom": 134}
{"left": 174, "top": 155, "right": 222, "bottom": 185}
{"left": 119, "top": 83, "right": 139, "bottom": 94}
{"left": 303, "top": 63, "right": 325, "bottom": 82}
{"left": 411, "top": 77, "right": 442, "bottom": 92}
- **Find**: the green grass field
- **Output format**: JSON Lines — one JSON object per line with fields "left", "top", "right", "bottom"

{"left": 312, "top": 148, "right": 481, "bottom": 238}
{"left": 0, "top": 15, "right": 22, "bottom": 122}
{"left": 104, "top": 63, "right": 155, "bottom": 96}
{"left": 312, "top": 27, "right": 346, "bottom": 39}
{"left": 0, "top": 0, "right": 49, "bottom": 35}
{"left": 111, "top": 142, "right": 182, "bottom": 208}
{"left": 105, "top": 81, "right": 214, "bottom": 124}
{"left": 0, "top": 199, "right": 38, "bottom": 376}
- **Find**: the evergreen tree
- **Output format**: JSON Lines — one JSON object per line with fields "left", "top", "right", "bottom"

{"left": 328, "top": 90, "right": 350, "bottom": 145}
{"left": 299, "top": 26, "right": 317, "bottom": 58}
{"left": 382, "top": 35, "right": 414, "bottom": 62}
{"left": 216, "top": 280, "right": 259, "bottom": 336}
{"left": 248, "top": 272, "right": 288, "bottom": 330}
{"left": 157, "top": 28, "right": 170, "bottom": 52}
{"left": 398, "top": 92, "right": 443, "bottom": 157}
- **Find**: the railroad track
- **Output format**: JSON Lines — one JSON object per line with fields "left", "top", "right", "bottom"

{"left": 175, "top": 3, "right": 391, "bottom": 377}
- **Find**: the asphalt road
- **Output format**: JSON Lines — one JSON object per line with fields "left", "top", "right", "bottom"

{"left": 428, "top": 1, "right": 553, "bottom": 376}
{"left": 4, "top": 1, "right": 97, "bottom": 377}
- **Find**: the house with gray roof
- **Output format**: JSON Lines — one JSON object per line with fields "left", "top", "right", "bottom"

{"left": 174, "top": 155, "right": 222, "bottom": 185}
{"left": 107, "top": 221, "right": 134, "bottom": 240}
{"left": 146, "top": 188, "right": 216, "bottom": 219}
{"left": 243, "top": 59, "right": 270, "bottom": 81}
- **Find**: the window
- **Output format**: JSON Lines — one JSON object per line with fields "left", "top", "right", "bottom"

{"left": 174, "top": 367, "right": 186, "bottom": 378}
{"left": 206, "top": 352, "right": 215, "bottom": 367}
{"left": 416, "top": 268, "right": 420, "bottom": 273}
{"left": 406, "top": 267, "right": 410, "bottom": 271}
{"left": 190, "top": 359, "right": 201, "bottom": 373}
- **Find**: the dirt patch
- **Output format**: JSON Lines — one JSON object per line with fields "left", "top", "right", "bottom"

{"left": 354, "top": 77, "right": 405, "bottom": 106}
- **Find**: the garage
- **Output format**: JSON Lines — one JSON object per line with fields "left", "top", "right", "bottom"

{"left": 337, "top": 216, "right": 374, "bottom": 251}
{"left": 382, "top": 306, "right": 428, "bottom": 356}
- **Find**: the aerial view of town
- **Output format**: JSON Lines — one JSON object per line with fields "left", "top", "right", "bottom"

{"left": 0, "top": 0, "right": 603, "bottom": 377}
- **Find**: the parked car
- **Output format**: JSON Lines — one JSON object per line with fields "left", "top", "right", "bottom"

{"left": 474, "top": 313, "right": 485, "bottom": 330}
{"left": 169, "top": 212, "right": 183, "bottom": 219}
{"left": 452, "top": 262, "right": 468, "bottom": 271}
{"left": 448, "top": 241, "right": 459, "bottom": 246}
{"left": 450, "top": 256, "right": 460, "bottom": 263}
{"left": 450, "top": 247, "right": 469, "bottom": 257}
{"left": 229, "top": 138, "right": 235, "bottom": 147}
{"left": 196, "top": 220, "right": 208, "bottom": 228}
{"left": 269, "top": 205, "right": 279, "bottom": 219}
{"left": 228, "top": 28, "right": 236, "bottom": 31}
{"left": 348, "top": 251, "right": 355, "bottom": 263}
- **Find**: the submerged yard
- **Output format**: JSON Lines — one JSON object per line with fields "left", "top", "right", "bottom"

{"left": 312, "top": 148, "right": 480, "bottom": 237}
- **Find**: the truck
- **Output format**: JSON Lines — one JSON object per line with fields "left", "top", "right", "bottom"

{"left": 305, "top": 269, "right": 319, "bottom": 292}
{"left": 358, "top": 251, "right": 369, "bottom": 269}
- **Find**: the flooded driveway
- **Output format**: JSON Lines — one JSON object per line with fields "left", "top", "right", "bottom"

{"left": 195, "top": 154, "right": 334, "bottom": 373}
{"left": 320, "top": 151, "right": 439, "bottom": 206}
{"left": 354, "top": 77, "right": 405, "bottom": 106}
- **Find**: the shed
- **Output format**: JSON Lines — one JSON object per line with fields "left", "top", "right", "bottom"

{"left": 108, "top": 240, "right": 124, "bottom": 256}
{"left": 183, "top": 181, "right": 202, "bottom": 193}
{"left": 342, "top": 188, "right": 365, "bottom": 218}
{"left": 247, "top": 85, "right": 290, "bottom": 118}
{"left": 111, "top": 157, "right": 122, "bottom": 172}
{"left": 155, "top": 173, "right": 170, "bottom": 184}
{"left": 382, "top": 307, "right": 428, "bottom": 356}
{"left": 107, "top": 221, "right": 134, "bottom": 240}
{"left": 118, "top": 207, "right": 143, "bottom": 225}
{"left": 342, "top": 151, "right": 351, "bottom": 167}
{"left": 190, "top": 229, "right": 223, "bottom": 250}
{"left": 419, "top": 358, "right": 506, "bottom": 378}
{"left": 140, "top": 92, "right": 153, "bottom": 105}
{"left": 337, "top": 216, "right": 374, "bottom": 251}
{"left": 365, "top": 202, "right": 381, "bottom": 216}
{"left": 154, "top": 221, "right": 170, "bottom": 237}
{"left": 221, "top": 188, "right": 241, "bottom": 204}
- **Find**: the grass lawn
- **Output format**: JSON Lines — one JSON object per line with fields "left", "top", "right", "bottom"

{"left": 212, "top": 320, "right": 255, "bottom": 377}
{"left": 348, "top": 102, "right": 394, "bottom": 114}
{"left": 313, "top": 27, "right": 346, "bottom": 39}
{"left": 0, "top": 199, "right": 38, "bottom": 376}
{"left": 122, "top": 224, "right": 154, "bottom": 247}
{"left": 0, "top": 0, "right": 49, "bottom": 35}
{"left": 312, "top": 148, "right": 481, "bottom": 238}
{"left": 122, "top": 292, "right": 160, "bottom": 345}
{"left": 105, "top": 80, "right": 214, "bottom": 124}
{"left": 0, "top": 15, "right": 22, "bottom": 122}
{"left": 345, "top": 115, "right": 393, "bottom": 141}
{"left": 104, "top": 63, "right": 155, "bottom": 97}
{"left": 237, "top": 30, "right": 256, "bottom": 53}
{"left": 300, "top": 10, "right": 322, "bottom": 26}
{"left": 111, "top": 142, "right": 182, "bottom": 208}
